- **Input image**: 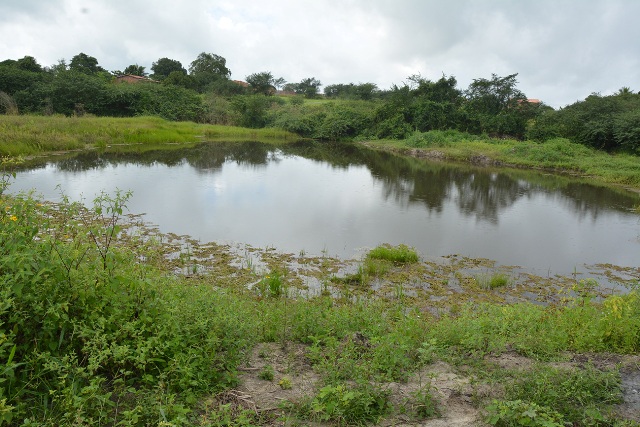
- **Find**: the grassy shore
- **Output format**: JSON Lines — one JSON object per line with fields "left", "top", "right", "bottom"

{"left": 0, "top": 115, "right": 299, "bottom": 157}
{"left": 2, "top": 115, "right": 639, "bottom": 190}
{"left": 365, "top": 130, "right": 640, "bottom": 189}
{"left": 1, "top": 184, "right": 639, "bottom": 426}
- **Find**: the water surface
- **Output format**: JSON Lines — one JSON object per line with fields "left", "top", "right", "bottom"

{"left": 9, "top": 141, "right": 640, "bottom": 279}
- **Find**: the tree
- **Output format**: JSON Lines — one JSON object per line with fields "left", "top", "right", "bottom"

{"left": 414, "top": 75, "right": 461, "bottom": 104}
{"left": 273, "top": 77, "right": 286, "bottom": 91}
{"left": 163, "top": 71, "right": 196, "bottom": 90}
{"left": 151, "top": 58, "right": 186, "bottom": 81}
{"left": 17, "top": 70, "right": 110, "bottom": 116}
{"left": 48, "top": 59, "right": 68, "bottom": 76}
{"left": 465, "top": 73, "right": 526, "bottom": 116}
{"left": 188, "top": 52, "right": 231, "bottom": 92}
{"left": 296, "top": 77, "right": 322, "bottom": 99}
{"left": 188, "top": 52, "right": 230, "bottom": 78}
{"left": 463, "top": 73, "right": 529, "bottom": 136}
{"left": 69, "top": 53, "right": 105, "bottom": 75}
{"left": 246, "top": 71, "right": 276, "bottom": 95}
{"left": 123, "top": 64, "right": 147, "bottom": 76}
{"left": 0, "top": 58, "right": 46, "bottom": 95}
{"left": 15, "top": 56, "right": 43, "bottom": 73}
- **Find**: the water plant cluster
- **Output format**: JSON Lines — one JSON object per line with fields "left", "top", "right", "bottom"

{"left": 2, "top": 168, "right": 640, "bottom": 425}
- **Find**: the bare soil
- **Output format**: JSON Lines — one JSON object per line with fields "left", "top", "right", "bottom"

{"left": 215, "top": 343, "right": 640, "bottom": 426}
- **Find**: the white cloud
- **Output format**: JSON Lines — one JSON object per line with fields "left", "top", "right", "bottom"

{"left": 0, "top": 0, "right": 638, "bottom": 107}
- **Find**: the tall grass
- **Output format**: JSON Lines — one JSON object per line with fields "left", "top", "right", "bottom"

{"left": 372, "top": 131, "right": 640, "bottom": 187}
{"left": 0, "top": 115, "right": 299, "bottom": 157}
{"left": 204, "top": 124, "right": 298, "bottom": 141}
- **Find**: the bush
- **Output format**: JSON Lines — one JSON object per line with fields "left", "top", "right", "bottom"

{"left": 0, "top": 190, "right": 258, "bottom": 424}
{"left": 305, "top": 383, "right": 389, "bottom": 425}
{"left": 486, "top": 400, "right": 565, "bottom": 427}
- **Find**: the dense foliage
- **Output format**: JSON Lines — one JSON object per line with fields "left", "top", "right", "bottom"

{"left": 1, "top": 53, "right": 639, "bottom": 152}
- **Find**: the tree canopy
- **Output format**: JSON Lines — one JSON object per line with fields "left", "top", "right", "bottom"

{"left": 188, "top": 52, "right": 231, "bottom": 92}
{"left": 246, "top": 71, "right": 278, "bottom": 95}
{"left": 151, "top": 58, "right": 186, "bottom": 80}
{"left": 123, "top": 64, "right": 147, "bottom": 77}
{"left": 69, "top": 53, "right": 106, "bottom": 75}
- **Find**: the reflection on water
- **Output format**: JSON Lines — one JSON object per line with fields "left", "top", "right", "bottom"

{"left": 10, "top": 141, "right": 640, "bottom": 278}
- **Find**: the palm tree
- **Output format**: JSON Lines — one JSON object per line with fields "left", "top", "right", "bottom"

{"left": 123, "top": 64, "right": 147, "bottom": 77}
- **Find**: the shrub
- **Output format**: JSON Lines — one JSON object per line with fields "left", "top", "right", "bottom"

{"left": 306, "top": 383, "right": 389, "bottom": 425}
{"left": 486, "top": 399, "right": 565, "bottom": 427}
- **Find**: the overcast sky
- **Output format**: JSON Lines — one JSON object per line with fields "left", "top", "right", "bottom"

{"left": 1, "top": 0, "right": 638, "bottom": 108}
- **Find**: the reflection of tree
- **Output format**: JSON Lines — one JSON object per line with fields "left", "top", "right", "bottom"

{"left": 451, "top": 172, "right": 529, "bottom": 224}
{"left": 46, "top": 140, "right": 639, "bottom": 222}
{"left": 284, "top": 141, "right": 639, "bottom": 223}
{"left": 182, "top": 141, "right": 273, "bottom": 173}
{"left": 52, "top": 141, "right": 273, "bottom": 173}
{"left": 557, "top": 182, "right": 637, "bottom": 222}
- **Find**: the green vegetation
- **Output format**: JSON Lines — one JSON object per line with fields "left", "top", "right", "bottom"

{"left": 476, "top": 272, "right": 511, "bottom": 290}
{"left": 2, "top": 52, "right": 639, "bottom": 188}
{"left": 0, "top": 115, "right": 298, "bottom": 156}
{"left": 368, "top": 131, "right": 640, "bottom": 187}
{"left": 2, "top": 184, "right": 638, "bottom": 426}
{"left": 331, "top": 244, "right": 419, "bottom": 287}
{"left": 3, "top": 53, "right": 639, "bottom": 151}
{"left": 367, "top": 243, "right": 420, "bottom": 264}
{"left": 298, "top": 383, "right": 390, "bottom": 424}
{"left": 258, "top": 365, "right": 275, "bottom": 381}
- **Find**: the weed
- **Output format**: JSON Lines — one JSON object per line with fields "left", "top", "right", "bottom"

{"left": 503, "top": 365, "right": 622, "bottom": 424}
{"left": 256, "top": 270, "right": 286, "bottom": 298}
{"left": 305, "top": 383, "right": 389, "bottom": 425}
{"left": 411, "top": 384, "right": 441, "bottom": 419}
{"left": 367, "top": 244, "right": 419, "bottom": 264}
{"left": 476, "top": 272, "right": 511, "bottom": 290}
{"left": 259, "top": 365, "right": 275, "bottom": 381}
{"left": 199, "top": 402, "right": 267, "bottom": 427}
{"left": 486, "top": 399, "right": 565, "bottom": 427}
{"left": 278, "top": 376, "right": 292, "bottom": 390}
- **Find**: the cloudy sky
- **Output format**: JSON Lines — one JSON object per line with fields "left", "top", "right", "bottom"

{"left": 1, "top": 0, "right": 638, "bottom": 108}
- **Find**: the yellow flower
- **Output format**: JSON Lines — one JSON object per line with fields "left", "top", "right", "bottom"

{"left": 9, "top": 215, "right": 17, "bottom": 221}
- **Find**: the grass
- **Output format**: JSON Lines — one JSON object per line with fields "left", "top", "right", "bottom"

{"left": 331, "top": 244, "right": 419, "bottom": 287}
{"left": 367, "top": 243, "right": 420, "bottom": 264}
{"left": 0, "top": 115, "right": 299, "bottom": 157}
{"left": 368, "top": 130, "right": 640, "bottom": 188}
{"left": 476, "top": 272, "right": 511, "bottom": 290}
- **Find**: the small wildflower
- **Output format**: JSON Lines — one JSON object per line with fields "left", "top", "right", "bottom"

{"left": 10, "top": 215, "right": 17, "bottom": 221}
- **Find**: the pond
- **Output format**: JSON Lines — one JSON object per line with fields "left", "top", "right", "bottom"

{"left": 8, "top": 141, "right": 640, "bottom": 282}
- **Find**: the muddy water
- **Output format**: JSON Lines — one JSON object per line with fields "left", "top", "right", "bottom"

{"left": 9, "top": 141, "right": 640, "bottom": 281}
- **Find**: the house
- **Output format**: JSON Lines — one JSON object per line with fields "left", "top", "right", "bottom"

{"left": 115, "top": 74, "right": 159, "bottom": 84}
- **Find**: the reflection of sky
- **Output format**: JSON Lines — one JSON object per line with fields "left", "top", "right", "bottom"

{"left": 9, "top": 154, "right": 640, "bottom": 278}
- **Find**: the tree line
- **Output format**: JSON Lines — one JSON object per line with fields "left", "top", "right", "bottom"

{"left": 0, "top": 52, "right": 638, "bottom": 152}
